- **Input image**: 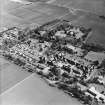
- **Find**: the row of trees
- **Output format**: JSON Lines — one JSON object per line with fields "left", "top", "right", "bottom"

{"left": 81, "top": 43, "right": 105, "bottom": 52}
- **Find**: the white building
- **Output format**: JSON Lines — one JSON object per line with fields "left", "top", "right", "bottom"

{"left": 86, "top": 86, "right": 105, "bottom": 103}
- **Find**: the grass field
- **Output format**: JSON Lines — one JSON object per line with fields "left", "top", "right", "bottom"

{"left": 50, "top": 0, "right": 105, "bottom": 15}
{"left": 0, "top": 56, "right": 31, "bottom": 94}
{"left": 0, "top": 74, "right": 82, "bottom": 105}
{"left": 71, "top": 13, "right": 105, "bottom": 48}
{"left": 49, "top": 0, "right": 105, "bottom": 48}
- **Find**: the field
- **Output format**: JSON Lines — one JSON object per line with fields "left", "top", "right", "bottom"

{"left": 50, "top": 0, "right": 105, "bottom": 15}
{"left": 1, "top": 0, "right": 105, "bottom": 48}
{"left": 0, "top": 0, "right": 105, "bottom": 105}
{"left": 71, "top": 12, "right": 105, "bottom": 48}
{"left": 49, "top": 0, "right": 105, "bottom": 48}
{"left": 0, "top": 74, "right": 82, "bottom": 105}
{"left": 0, "top": 56, "right": 31, "bottom": 94}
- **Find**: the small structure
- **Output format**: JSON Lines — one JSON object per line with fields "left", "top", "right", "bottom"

{"left": 55, "top": 31, "right": 66, "bottom": 38}
{"left": 85, "top": 86, "right": 105, "bottom": 103}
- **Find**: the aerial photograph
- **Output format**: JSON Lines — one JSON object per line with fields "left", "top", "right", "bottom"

{"left": 0, "top": 0, "right": 105, "bottom": 105}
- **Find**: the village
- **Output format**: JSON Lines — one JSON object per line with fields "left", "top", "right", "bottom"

{"left": 0, "top": 20, "right": 105, "bottom": 105}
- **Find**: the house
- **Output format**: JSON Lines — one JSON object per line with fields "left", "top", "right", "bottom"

{"left": 85, "top": 86, "right": 105, "bottom": 103}
{"left": 70, "top": 65, "right": 83, "bottom": 77}
{"left": 55, "top": 31, "right": 66, "bottom": 38}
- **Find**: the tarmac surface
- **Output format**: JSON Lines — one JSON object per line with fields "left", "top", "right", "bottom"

{"left": 0, "top": 0, "right": 105, "bottom": 105}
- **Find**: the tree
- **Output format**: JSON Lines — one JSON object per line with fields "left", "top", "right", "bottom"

{"left": 101, "top": 59, "right": 105, "bottom": 68}
{"left": 4, "top": 54, "right": 13, "bottom": 61}
{"left": 92, "top": 60, "right": 99, "bottom": 66}
{"left": 81, "top": 43, "right": 105, "bottom": 52}
{"left": 91, "top": 98, "right": 98, "bottom": 105}
{"left": 99, "top": 15, "right": 105, "bottom": 20}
